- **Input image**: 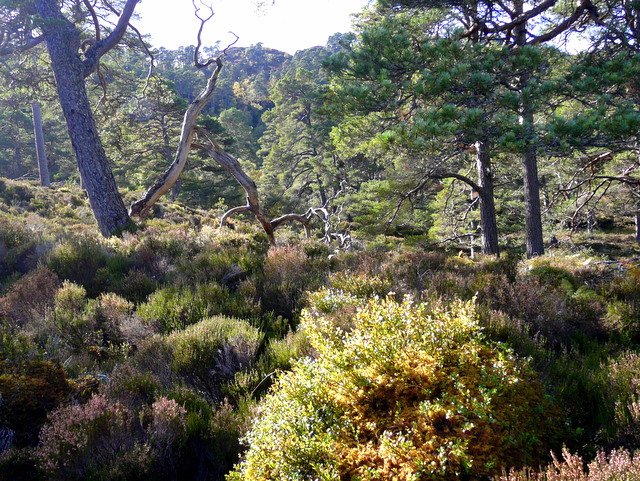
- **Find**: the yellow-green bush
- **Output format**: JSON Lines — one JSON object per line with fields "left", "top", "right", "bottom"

{"left": 137, "top": 283, "right": 261, "bottom": 333}
{"left": 229, "top": 294, "right": 563, "bottom": 480}
{"left": 132, "top": 316, "right": 263, "bottom": 402}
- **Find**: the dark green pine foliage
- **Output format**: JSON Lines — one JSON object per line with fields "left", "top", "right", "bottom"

{"left": 546, "top": 0, "right": 640, "bottom": 240}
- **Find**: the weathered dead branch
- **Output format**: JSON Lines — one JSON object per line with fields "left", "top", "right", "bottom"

{"left": 129, "top": 5, "right": 237, "bottom": 219}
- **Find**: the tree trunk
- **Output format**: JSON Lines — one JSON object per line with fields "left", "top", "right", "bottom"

{"left": 31, "top": 102, "right": 50, "bottom": 187}
{"left": 520, "top": 101, "right": 545, "bottom": 257}
{"left": 35, "top": 0, "right": 131, "bottom": 236}
{"left": 475, "top": 141, "right": 499, "bottom": 256}
{"left": 635, "top": 210, "right": 640, "bottom": 244}
{"left": 514, "top": 1, "right": 545, "bottom": 258}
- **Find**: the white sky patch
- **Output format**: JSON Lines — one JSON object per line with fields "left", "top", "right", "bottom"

{"left": 135, "top": 0, "right": 369, "bottom": 54}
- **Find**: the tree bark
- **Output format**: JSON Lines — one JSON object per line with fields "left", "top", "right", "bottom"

{"left": 514, "top": 0, "right": 545, "bottom": 258}
{"left": 475, "top": 141, "right": 499, "bottom": 256}
{"left": 520, "top": 99, "right": 545, "bottom": 258}
{"left": 35, "top": 0, "right": 131, "bottom": 236}
{"left": 31, "top": 101, "right": 50, "bottom": 187}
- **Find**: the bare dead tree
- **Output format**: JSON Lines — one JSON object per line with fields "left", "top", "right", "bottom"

{"left": 129, "top": 2, "right": 234, "bottom": 219}
{"left": 129, "top": 2, "right": 342, "bottom": 247}
{"left": 195, "top": 126, "right": 351, "bottom": 247}
{"left": 548, "top": 150, "right": 640, "bottom": 240}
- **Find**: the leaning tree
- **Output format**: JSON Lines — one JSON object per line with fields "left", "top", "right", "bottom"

{"left": 0, "top": 0, "right": 144, "bottom": 235}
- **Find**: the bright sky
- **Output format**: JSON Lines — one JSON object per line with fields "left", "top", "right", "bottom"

{"left": 135, "top": 0, "right": 370, "bottom": 54}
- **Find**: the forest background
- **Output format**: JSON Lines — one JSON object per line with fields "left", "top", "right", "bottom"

{"left": 0, "top": 0, "right": 640, "bottom": 480}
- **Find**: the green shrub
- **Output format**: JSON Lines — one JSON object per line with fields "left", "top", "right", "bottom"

{"left": 528, "top": 265, "right": 578, "bottom": 294}
{"left": 605, "top": 300, "right": 640, "bottom": 345}
{"left": 46, "top": 237, "right": 110, "bottom": 297}
{"left": 50, "top": 282, "right": 138, "bottom": 365}
{"left": 167, "top": 316, "right": 263, "bottom": 400}
{"left": 52, "top": 281, "right": 91, "bottom": 352}
{"left": 230, "top": 296, "right": 563, "bottom": 480}
{"left": 328, "top": 272, "right": 392, "bottom": 298}
{"left": 137, "top": 283, "right": 260, "bottom": 333}
{"left": 0, "top": 327, "right": 35, "bottom": 363}
{"left": 111, "top": 269, "right": 157, "bottom": 304}
{"left": 260, "top": 331, "right": 313, "bottom": 373}
{"left": 132, "top": 316, "right": 263, "bottom": 403}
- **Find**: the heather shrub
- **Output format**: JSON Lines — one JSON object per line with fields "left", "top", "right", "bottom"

{"left": 147, "top": 397, "right": 188, "bottom": 467}
{"left": 49, "top": 282, "right": 138, "bottom": 366}
{"left": 178, "top": 230, "right": 269, "bottom": 286}
{"left": 603, "top": 267, "right": 640, "bottom": 301}
{"left": 46, "top": 237, "right": 111, "bottom": 297}
{"left": 0, "top": 267, "right": 60, "bottom": 327}
{"left": 0, "top": 327, "right": 36, "bottom": 363}
{"left": 478, "top": 275, "right": 574, "bottom": 342}
{"left": 259, "top": 245, "right": 331, "bottom": 319}
{"left": 111, "top": 269, "right": 157, "bottom": 304}
{"left": 528, "top": 265, "right": 578, "bottom": 294}
{"left": 380, "top": 249, "right": 448, "bottom": 293}
{"left": 131, "top": 316, "right": 262, "bottom": 403}
{"left": 229, "top": 295, "right": 562, "bottom": 480}
{"left": 129, "top": 335, "right": 175, "bottom": 389}
{"left": 604, "top": 300, "right": 640, "bottom": 345}
{"left": 0, "top": 447, "right": 41, "bottom": 481}
{"left": 129, "top": 227, "right": 269, "bottom": 287}
{"left": 105, "top": 363, "right": 162, "bottom": 410}
{"left": 51, "top": 281, "right": 95, "bottom": 353}
{"left": 167, "top": 316, "right": 263, "bottom": 399}
{"left": 525, "top": 254, "right": 609, "bottom": 289}
{"left": 604, "top": 351, "right": 640, "bottom": 446}
{"left": 260, "top": 330, "right": 313, "bottom": 372}
{"left": 569, "top": 287, "right": 606, "bottom": 330}
{"left": 0, "top": 360, "right": 71, "bottom": 447}
{"left": 37, "top": 394, "right": 148, "bottom": 480}
{"left": 0, "top": 216, "right": 43, "bottom": 281}
{"left": 328, "top": 272, "right": 392, "bottom": 298}
{"left": 162, "top": 387, "right": 256, "bottom": 480}
{"left": 424, "top": 270, "right": 477, "bottom": 300}
{"left": 137, "top": 286, "right": 207, "bottom": 332}
{"left": 542, "top": 345, "right": 614, "bottom": 442}
{"left": 497, "top": 447, "right": 640, "bottom": 480}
